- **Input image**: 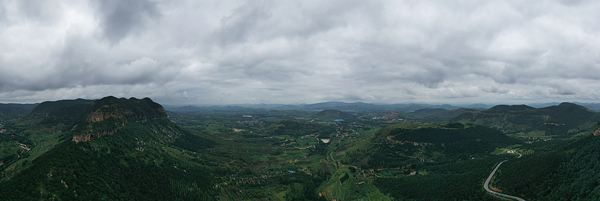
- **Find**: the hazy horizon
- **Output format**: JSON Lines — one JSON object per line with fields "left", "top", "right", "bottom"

{"left": 0, "top": 96, "right": 596, "bottom": 108}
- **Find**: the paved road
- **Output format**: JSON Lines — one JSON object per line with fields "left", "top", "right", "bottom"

{"left": 484, "top": 160, "right": 526, "bottom": 201}
{"left": 513, "top": 148, "right": 522, "bottom": 158}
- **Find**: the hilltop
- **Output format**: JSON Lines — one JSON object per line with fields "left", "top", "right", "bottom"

{"left": 0, "top": 96, "right": 217, "bottom": 200}
{"left": 343, "top": 122, "right": 520, "bottom": 168}
{"left": 451, "top": 102, "right": 599, "bottom": 138}
{"left": 428, "top": 108, "right": 478, "bottom": 120}
{"left": 71, "top": 96, "right": 168, "bottom": 142}
{"left": 315, "top": 109, "right": 354, "bottom": 119}
{"left": 16, "top": 99, "right": 94, "bottom": 129}
{"left": 405, "top": 108, "right": 477, "bottom": 122}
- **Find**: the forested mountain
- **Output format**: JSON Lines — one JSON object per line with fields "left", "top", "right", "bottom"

{"left": 314, "top": 109, "right": 354, "bottom": 119}
{"left": 383, "top": 111, "right": 408, "bottom": 119}
{"left": 0, "top": 103, "right": 38, "bottom": 121}
{"left": 339, "top": 122, "right": 520, "bottom": 200}
{"left": 343, "top": 123, "right": 520, "bottom": 170}
{"left": 17, "top": 99, "right": 94, "bottom": 126}
{"left": 451, "top": 102, "right": 600, "bottom": 138}
{"left": 407, "top": 108, "right": 478, "bottom": 122}
{"left": 268, "top": 120, "right": 336, "bottom": 137}
{"left": 493, "top": 126, "right": 600, "bottom": 200}
{"left": 408, "top": 108, "right": 448, "bottom": 118}
{"left": 0, "top": 97, "right": 218, "bottom": 200}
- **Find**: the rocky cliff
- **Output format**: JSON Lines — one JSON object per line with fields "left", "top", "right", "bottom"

{"left": 72, "top": 96, "right": 168, "bottom": 143}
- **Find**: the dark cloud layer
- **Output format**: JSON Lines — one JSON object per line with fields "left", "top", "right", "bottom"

{"left": 1, "top": 0, "right": 600, "bottom": 105}
{"left": 95, "top": 0, "right": 160, "bottom": 43}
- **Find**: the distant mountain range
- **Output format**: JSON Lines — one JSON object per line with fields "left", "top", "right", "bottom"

{"left": 167, "top": 101, "right": 468, "bottom": 113}
{"left": 0, "top": 103, "right": 38, "bottom": 121}
{"left": 167, "top": 101, "right": 600, "bottom": 113}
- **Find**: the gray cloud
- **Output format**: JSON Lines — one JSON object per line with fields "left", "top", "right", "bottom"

{"left": 1, "top": 0, "right": 600, "bottom": 105}
{"left": 217, "top": 0, "right": 272, "bottom": 45}
{"left": 94, "top": 0, "right": 160, "bottom": 44}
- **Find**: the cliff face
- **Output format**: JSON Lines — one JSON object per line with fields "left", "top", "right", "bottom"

{"left": 72, "top": 129, "right": 119, "bottom": 143}
{"left": 72, "top": 96, "right": 168, "bottom": 143}
{"left": 87, "top": 110, "right": 131, "bottom": 122}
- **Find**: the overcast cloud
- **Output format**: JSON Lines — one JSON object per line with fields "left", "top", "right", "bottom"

{"left": 1, "top": 0, "right": 600, "bottom": 105}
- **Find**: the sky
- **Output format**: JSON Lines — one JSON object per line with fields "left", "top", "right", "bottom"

{"left": 1, "top": 0, "right": 600, "bottom": 105}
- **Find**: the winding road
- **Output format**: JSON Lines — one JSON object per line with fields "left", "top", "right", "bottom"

{"left": 484, "top": 160, "right": 525, "bottom": 201}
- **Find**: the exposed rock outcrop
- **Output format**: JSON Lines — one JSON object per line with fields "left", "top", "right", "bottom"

{"left": 72, "top": 129, "right": 119, "bottom": 143}
{"left": 72, "top": 96, "right": 168, "bottom": 143}
{"left": 87, "top": 110, "right": 132, "bottom": 122}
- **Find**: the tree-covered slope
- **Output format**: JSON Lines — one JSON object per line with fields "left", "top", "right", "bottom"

{"left": 343, "top": 123, "right": 520, "bottom": 169}
{"left": 424, "top": 108, "right": 478, "bottom": 121}
{"left": 451, "top": 102, "right": 599, "bottom": 137}
{"left": 0, "top": 103, "right": 37, "bottom": 122}
{"left": 408, "top": 108, "right": 447, "bottom": 118}
{"left": 495, "top": 128, "right": 600, "bottom": 200}
{"left": 19, "top": 99, "right": 94, "bottom": 124}
{"left": 314, "top": 109, "right": 354, "bottom": 119}
{"left": 340, "top": 122, "right": 520, "bottom": 200}
{"left": 268, "top": 120, "right": 336, "bottom": 137}
{"left": 0, "top": 97, "right": 218, "bottom": 200}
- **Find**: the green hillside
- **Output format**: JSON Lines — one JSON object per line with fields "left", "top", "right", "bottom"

{"left": 0, "top": 97, "right": 332, "bottom": 200}
{"left": 427, "top": 108, "right": 477, "bottom": 120}
{"left": 0, "top": 103, "right": 37, "bottom": 122}
{"left": 269, "top": 120, "right": 336, "bottom": 137}
{"left": 343, "top": 123, "right": 520, "bottom": 169}
{"left": 490, "top": 126, "right": 600, "bottom": 200}
{"left": 410, "top": 108, "right": 479, "bottom": 122}
{"left": 11, "top": 99, "right": 95, "bottom": 134}
{"left": 19, "top": 99, "right": 94, "bottom": 123}
{"left": 314, "top": 109, "right": 354, "bottom": 119}
{"left": 338, "top": 122, "right": 520, "bottom": 200}
{"left": 451, "top": 102, "right": 599, "bottom": 139}
{"left": 408, "top": 108, "right": 447, "bottom": 118}
{"left": 0, "top": 97, "right": 219, "bottom": 200}
{"left": 383, "top": 111, "right": 407, "bottom": 119}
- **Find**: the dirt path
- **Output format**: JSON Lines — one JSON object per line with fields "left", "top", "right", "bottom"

{"left": 330, "top": 151, "right": 337, "bottom": 169}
